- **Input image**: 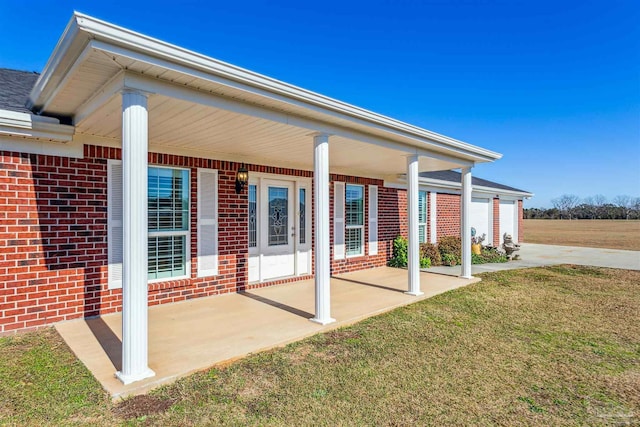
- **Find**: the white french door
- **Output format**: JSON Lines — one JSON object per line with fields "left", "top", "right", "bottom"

{"left": 260, "top": 179, "right": 295, "bottom": 280}
{"left": 248, "top": 175, "right": 311, "bottom": 283}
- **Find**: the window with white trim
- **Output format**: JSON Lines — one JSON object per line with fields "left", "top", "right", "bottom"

{"left": 345, "top": 184, "right": 364, "bottom": 256}
{"left": 418, "top": 190, "right": 427, "bottom": 243}
{"left": 299, "top": 188, "right": 306, "bottom": 245}
{"left": 147, "top": 167, "right": 189, "bottom": 280}
{"left": 248, "top": 184, "right": 257, "bottom": 248}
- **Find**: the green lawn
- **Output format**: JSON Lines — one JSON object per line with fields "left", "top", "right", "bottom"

{"left": 1, "top": 266, "right": 638, "bottom": 426}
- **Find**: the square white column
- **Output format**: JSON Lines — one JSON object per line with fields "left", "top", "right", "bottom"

{"left": 115, "top": 89, "right": 155, "bottom": 385}
{"left": 460, "top": 166, "right": 473, "bottom": 279}
{"left": 406, "top": 155, "right": 423, "bottom": 296}
{"left": 310, "top": 134, "right": 335, "bottom": 325}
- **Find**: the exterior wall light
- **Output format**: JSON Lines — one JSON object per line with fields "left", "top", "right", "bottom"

{"left": 235, "top": 165, "right": 249, "bottom": 194}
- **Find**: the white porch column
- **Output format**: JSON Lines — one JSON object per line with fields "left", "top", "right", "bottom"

{"left": 406, "top": 155, "right": 423, "bottom": 296}
{"left": 115, "top": 90, "right": 155, "bottom": 385}
{"left": 310, "top": 134, "right": 335, "bottom": 325}
{"left": 460, "top": 166, "right": 473, "bottom": 279}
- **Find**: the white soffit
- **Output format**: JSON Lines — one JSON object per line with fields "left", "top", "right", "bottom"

{"left": 76, "top": 93, "right": 455, "bottom": 176}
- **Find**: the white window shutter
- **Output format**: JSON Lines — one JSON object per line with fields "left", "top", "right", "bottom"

{"left": 429, "top": 191, "right": 438, "bottom": 244}
{"left": 368, "top": 185, "right": 378, "bottom": 255}
{"left": 107, "top": 160, "right": 123, "bottom": 289}
{"left": 334, "top": 181, "right": 345, "bottom": 260}
{"left": 197, "top": 169, "right": 218, "bottom": 277}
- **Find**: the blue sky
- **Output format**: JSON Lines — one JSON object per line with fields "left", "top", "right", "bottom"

{"left": 1, "top": 0, "right": 638, "bottom": 208}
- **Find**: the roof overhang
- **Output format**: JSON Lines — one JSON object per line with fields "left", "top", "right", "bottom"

{"left": 27, "top": 13, "right": 502, "bottom": 175}
{"left": 0, "top": 109, "right": 74, "bottom": 142}
{"left": 385, "top": 175, "right": 533, "bottom": 199}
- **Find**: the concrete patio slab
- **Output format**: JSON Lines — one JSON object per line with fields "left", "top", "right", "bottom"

{"left": 55, "top": 267, "right": 479, "bottom": 399}
{"left": 427, "top": 243, "right": 640, "bottom": 276}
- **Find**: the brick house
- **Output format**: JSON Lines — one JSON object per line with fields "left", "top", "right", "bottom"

{"left": 0, "top": 14, "right": 530, "bottom": 384}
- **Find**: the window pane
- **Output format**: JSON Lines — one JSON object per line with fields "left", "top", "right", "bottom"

{"left": 148, "top": 235, "right": 186, "bottom": 279}
{"left": 345, "top": 185, "right": 364, "bottom": 226}
{"left": 249, "top": 184, "right": 257, "bottom": 248}
{"left": 419, "top": 224, "right": 426, "bottom": 244}
{"left": 299, "top": 188, "right": 306, "bottom": 244}
{"left": 148, "top": 167, "right": 189, "bottom": 232}
{"left": 268, "top": 186, "right": 288, "bottom": 246}
{"left": 418, "top": 191, "right": 427, "bottom": 223}
{"left": 345, "top": 228, "right": 362, "bottom": 256}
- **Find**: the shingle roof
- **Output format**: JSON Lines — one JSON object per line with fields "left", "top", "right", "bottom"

{"left": 419, "top": 170, "right": 530, "bottom": 194}
{"left": 0, "top": 68, "right": 39, "bottom": 113}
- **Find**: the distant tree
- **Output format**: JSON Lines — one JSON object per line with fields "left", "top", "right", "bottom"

{"left": 573, "top": 203, "right": 593, "bottom": 219}
{"left": 551, "top": 194, "right": 580, "bottom": 219}
{"left": 523, "top": 194, "right": 638, "bottom": 220}
{"left": 613, "top": 195, "right": 632, "bottom": 220}
{"left": 592, "top": 194, "right": 607, "bottom": 219}
{"left": 632, "top": 197, "right": 640, "bottom": 220}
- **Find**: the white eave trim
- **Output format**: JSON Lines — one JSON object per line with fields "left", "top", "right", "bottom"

{"left": 0, "top": 109, "right": 75, "bottom": 142}
{"left": 29, "top": 12, "right": 501, "bottom": 163}
{"left": 384, "top": 175, "right": 533, "bottom": 199}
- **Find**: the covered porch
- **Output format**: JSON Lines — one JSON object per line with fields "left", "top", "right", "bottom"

{"left": 28, "top": 13, "right": 501, "bottom": 387}
{"left": 56, "top": 267, "right": 479, "bottom": 398}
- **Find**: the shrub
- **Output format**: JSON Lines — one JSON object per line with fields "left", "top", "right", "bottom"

{"left": 442, "top": 253, "right": 457, "bottom": 266}
{"left": 388, "top": 236, "right": 408, "bottom": 268}
{"left": 420, "top": 257, "right": 431, "bottom": 269}
{"left": 388, "top": 236, "right": 432, "bottom": 269}
{"left": 420, "top": 242, "right": 441, "bottom": 266}
{"left": 438, "top": 236, "right": 461, "bottom": 264}
{"left": 472, "top": 248, "right": 508, "bottom": 264}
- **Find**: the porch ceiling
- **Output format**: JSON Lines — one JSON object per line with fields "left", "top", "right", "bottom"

{"left": 76, "top": 92, "right": 464, "bottom": 178}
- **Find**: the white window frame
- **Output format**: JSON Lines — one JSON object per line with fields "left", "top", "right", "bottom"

{"left": 147, "top": 165, "right": 191, "bottom": 283}
{"left": 368, "top": 185, "right": 378, "bottom": 255}
{"left": 248, "top": 182, "right": 258, "bottom": 250}
{"left": 418, "top": 190, "right": 428, "bottom": 243}
{"left": 345, "top": 183, "right": 365, "bottom": 258}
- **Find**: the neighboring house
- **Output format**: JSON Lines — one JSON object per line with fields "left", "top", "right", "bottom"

{"left": 0, "top": 14, "right": 530, "bottom": 384}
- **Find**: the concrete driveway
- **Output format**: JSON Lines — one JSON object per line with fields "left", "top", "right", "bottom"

{"left": 428, "top": 243, "right": 640, "bottom": 276}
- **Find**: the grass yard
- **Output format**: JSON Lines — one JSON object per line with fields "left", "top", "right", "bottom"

{"left": 1, "top": 266, "right": 639, "bottom": 426}
{"left": 524, "top": 219, "right": 640, "bottom": 251}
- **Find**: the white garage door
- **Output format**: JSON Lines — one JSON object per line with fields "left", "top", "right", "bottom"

{"left": 470, "top": 197, "right": 492, "bottom": 245}
{"left": 499, "top": 200, "right": 517, "bottom": 244}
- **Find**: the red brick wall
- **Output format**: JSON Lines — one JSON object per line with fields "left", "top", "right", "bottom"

{"left": 0, "top": 146, "right": 399, "bottom": 334}
{"left": 436, "top": 193, "right": 461, "bottom": 240}
{"left": 493, "top": 198, "right": 500, "bottom": 245}
{"left": 517, "top": 199, "right": 524, "bottom": 243}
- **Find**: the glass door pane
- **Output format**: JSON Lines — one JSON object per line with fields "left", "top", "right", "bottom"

{"left": 268, "top": 186, "right": 289, "bottom": 246}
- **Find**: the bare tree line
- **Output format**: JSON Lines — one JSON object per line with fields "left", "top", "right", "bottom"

{"left": 524, "top": 194, "right": 640, "bottom": 220}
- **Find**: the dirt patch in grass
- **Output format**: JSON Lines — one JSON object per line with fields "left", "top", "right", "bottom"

{"left": 524, "top": 219, "right": 640, "bottom": 250}
{"left": 113, "top": 395, "right": 174, "bottom": 419}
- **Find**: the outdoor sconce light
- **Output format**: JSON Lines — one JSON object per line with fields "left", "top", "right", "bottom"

{"left": 235, "top": 165, "right": 249, "bottom": 194}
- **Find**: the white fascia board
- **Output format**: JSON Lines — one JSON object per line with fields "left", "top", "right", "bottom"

{"left": 0, "top": 109, "right": 75, "bottom": 142}
{"left": 418, "top": 177, "right": 532, "bottom": 198}
{"left": 27, "top": 14, "right": 83, "bottom": 111}
{"left": 30, "top": 12, "right": 502, "bottom": 163}
{"left": 386, "top": 174, "right": 532, "bottom": 199}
